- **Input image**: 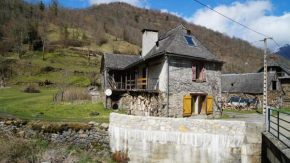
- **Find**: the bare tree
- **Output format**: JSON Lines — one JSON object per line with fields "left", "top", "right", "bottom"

{"left": 38, "top": 17, "right": 49, "bottom": 61}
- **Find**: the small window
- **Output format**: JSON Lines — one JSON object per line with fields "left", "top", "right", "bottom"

{"left": 185, "top": 36, "right": 195, "bottom": 46}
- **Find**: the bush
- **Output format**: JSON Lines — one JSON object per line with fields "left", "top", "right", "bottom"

{"left": 22, "top": 85, "right": 40, "bottom": 93}
{"left": 66, "top": 39, "right": 84, "bottom": 47}
{"left": 99, "top": 37, "right": 108, "bottom": 46}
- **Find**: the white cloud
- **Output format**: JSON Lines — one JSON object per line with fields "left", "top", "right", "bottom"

{"left": 161, "top": 9, "right": 183, "bottom": 18}
{"left": 184, "top": 1, "right": 290, "bottom": 50}
{"left": 89, "top": 0, "right": 145, "bottom": 7}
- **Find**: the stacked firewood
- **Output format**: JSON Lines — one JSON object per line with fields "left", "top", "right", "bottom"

{"left": 222, "top": 102, "right": 253, "bottom": 111}
{"left": 130, "top": 94, "right": 159, "bottom": 116}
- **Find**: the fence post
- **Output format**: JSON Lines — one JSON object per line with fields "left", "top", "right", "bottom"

{"left": 267, "top": 108, "right": 270, "bottom": 132}
{"left": 277, "top": 111, "right": 280, "bottom": 139}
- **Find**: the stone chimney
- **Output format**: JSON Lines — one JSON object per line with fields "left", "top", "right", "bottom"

{"left": 141, "top": 29, "right": 158, "bottom": 57}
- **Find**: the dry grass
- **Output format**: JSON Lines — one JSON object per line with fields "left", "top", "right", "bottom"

{"left": 0, "top": 131, "right": 40, "bottom": 163}
{"left": 63, "top": 87, "right": 91, "bottom": 101}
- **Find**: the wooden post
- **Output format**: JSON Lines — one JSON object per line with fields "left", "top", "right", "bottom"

{"left": 130, "top": 70, "right": 132, "bottom": 90}
{"left": 121, "top": 73, "right": 123, "bottom": 89}
{"left": 125, "top": 71, "right": 127, "bottom": 90}
{"left": 146, "top": 64, "right": 148, "bottom": 90}
{"left": 135, "top": 69, "right": 138, "bottom": 89}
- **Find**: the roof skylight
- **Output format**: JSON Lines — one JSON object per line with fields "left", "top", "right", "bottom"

{"left": 185, "top": 36, "right": 195, "bottom": 46}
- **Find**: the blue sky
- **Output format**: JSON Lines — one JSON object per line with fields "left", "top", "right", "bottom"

{"left": 36, "top": 0, "right": 290, "bottom": 49}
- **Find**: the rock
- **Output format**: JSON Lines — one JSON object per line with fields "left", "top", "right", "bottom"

{"left": 94, "top": 123, "right": 101, "bottom": 126}
{"left": 90, "top": 112, "right": 100, "bottom": 116}
{"left": 179, "top": 125, "right": 189, "bottom": 132}
{"left": 148, "top": 120, "right": 155, "bottom": 125}
{"left": 88, "top": 121, "right": 96, "bottom": 126}
{"left": 5, "top": 120, "right": 13, "bottom": 125}
{"left": 79, "top": 134, "right": 88, "bottom": 138}
{"left": 51, "top": 134, "right": 59, "bottom": 138}
{"left": 18, "top": 131, "right": 25, "bottom": 137}
{"left": 214, "top": 114, "right": 222, "bottom": 119}
{"left": 100, "top": 123, "right": 109, "bottom": 130}
{"left": 78, "top": 129, "right": 84, "bottom": 134}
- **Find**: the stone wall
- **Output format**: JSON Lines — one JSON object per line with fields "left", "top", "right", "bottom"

{"left": 280, "top": 80, "right": 290, "bottom": 108}
{"left": 169, "top": 57, "right": 222, "bottom": 117}
{"left": 0, "top": 118, "right": 109, "bottom": 148}
{"left": 109, "top": 113, "right": 265, "bottom": 163}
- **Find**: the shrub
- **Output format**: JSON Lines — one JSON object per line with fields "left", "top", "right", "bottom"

{"left": 22, "top": 85, "right": 40, "bottom": 93}
{"left": 66, "top": 39, "right": 83, "bottom": 47}
{"left": 98, "top": 37, "right": 108, "bottom": 46}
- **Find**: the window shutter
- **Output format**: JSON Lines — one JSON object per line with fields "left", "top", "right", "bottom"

{"left": 206, "top": 95, "right": 213, "bottom": 114}
{"left": 192, "top": 62, "right": 196, "bottom": 80}
{"left": 183, "top": 95, "right": 192, "bottom": 117}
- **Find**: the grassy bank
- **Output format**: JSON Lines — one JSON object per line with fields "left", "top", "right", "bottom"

{"left": 0, "top": 86, "right": 120, "bottom": 123}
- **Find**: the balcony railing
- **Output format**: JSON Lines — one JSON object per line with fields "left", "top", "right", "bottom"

{"left": 108, "top": 76, "right": 159, "bottom": 91}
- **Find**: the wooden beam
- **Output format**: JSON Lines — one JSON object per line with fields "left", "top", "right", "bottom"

{"left": 138, "top": 78, "right": 147, "bottom": 81}
{"left": 138, "top": 83, "right": 147, "bottom": 86}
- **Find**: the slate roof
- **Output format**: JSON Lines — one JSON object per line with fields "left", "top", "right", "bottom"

{"left": 258, "top": 59, "right": 290, "bottom": 75}
{"left": 222, "top": 72, "right": 276, "bottom": 94}
{"left": 103, "top": 53, "right": 141, "bottom": 70}
{"left": 144, "top": 24, "right": 221, "bottom": 62}
{"left": 103, "top": 24, "right": 222, "bottom": 70}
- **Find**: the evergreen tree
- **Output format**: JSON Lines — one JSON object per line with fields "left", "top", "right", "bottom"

{"left": 39, "top": 1, "right": 45, "bottom": 11}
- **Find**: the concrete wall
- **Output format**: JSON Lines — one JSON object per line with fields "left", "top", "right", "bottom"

{"left": 168, "top": 56, "right": 222, "bottom": 117}
{"left": 262, "top": 132, "right": 290, "bottom": 163}
{"left": 110, "top": 113, "right": 265, "bottom": 163}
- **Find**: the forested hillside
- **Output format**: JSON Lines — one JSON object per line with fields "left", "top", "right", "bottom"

{"left": 0, "top": 0, "right": 268, "bottom": 85}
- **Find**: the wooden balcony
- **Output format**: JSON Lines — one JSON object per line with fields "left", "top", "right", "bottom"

{"left": 108, "top": 77, "right": 159, "bottom": 92}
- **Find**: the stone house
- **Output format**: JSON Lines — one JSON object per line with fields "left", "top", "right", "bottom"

{"left": 222, "top": 57, "right": 290, "bottom": 109}
{"left": 221, "top": 72, "right": 282, "bottom": 108}
{"left": 101, "top": 24, "right": 223, "bottom": 118}
{"left": 258, "top": 58, "right": 290, "bottom": 107}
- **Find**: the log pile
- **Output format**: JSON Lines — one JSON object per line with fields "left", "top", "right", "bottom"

{"left": 130, "top": 93, "right": 159, "bottom": 116}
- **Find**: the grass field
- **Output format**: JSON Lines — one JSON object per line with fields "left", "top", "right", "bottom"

{"left": 0, "top": 86, "right": 121, "bottom": 123}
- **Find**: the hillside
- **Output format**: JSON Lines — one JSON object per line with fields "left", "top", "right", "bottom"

{"left": 0, "top": 0, "right": 269, "bottom": 87}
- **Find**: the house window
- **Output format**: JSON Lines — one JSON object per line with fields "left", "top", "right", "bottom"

{"left": 183, "top": 94, "right": 213, "bottom": 117}
{"left": 192, "top": 61, "right": 206, "bottom": 81}
{"left": 185, "top": 36, "right": 195, "bottom": 46}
